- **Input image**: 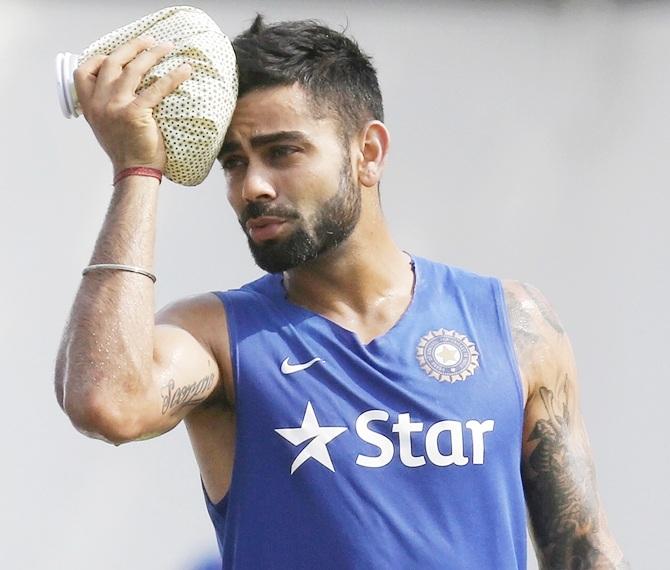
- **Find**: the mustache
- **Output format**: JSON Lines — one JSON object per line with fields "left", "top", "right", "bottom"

{"left": 239, "top": 202, "right": 301, "bottom": 226}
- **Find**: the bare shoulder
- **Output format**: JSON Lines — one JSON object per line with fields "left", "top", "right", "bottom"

{"left": 501, "top": 279, "right": 579, "bottom": 427}
{"left": 156, "top": 291, "right": 227, "bottom": 330}
{"left": 156, "top": 292, "right": 234, "bottom": 406}
{"left": 501, "top": 280, "right": 564, "bottom": 336}
{"left": 501, "top": 280, "right": 568, "bottom": 403}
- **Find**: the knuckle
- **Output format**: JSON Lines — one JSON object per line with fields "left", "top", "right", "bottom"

{"left": 157, "top": 76, "right": 177, "bottom": 93}
{"left": 130, "top": 36, "right": 155, "bottom": 53}
{"left": 122, "top": 53, "right": 155, "bottom": 76}
{"left": 75, "top": 56, "right": 100, "bottom": 77}
{"left": 100, "top": 56, "right": 117, "bottom": 71}
{"left": 122, "top": 58, "right": 141, "bottom": 73}
{"left": 143, "top": 80, "right": 161, "bottom": 95}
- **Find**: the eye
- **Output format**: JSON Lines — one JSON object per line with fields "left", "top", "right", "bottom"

{"left": 269, "top": 146, "right": 299, "bottom": 160}
{"left": 220, "top": 155, "right": 246, "bottom": 171}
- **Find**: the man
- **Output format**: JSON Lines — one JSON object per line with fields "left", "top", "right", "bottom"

{"left": 56, "top": 16, "right": 627, "bottom": 569}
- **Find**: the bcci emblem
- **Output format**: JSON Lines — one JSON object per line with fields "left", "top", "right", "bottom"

{"left": 416, "top": 328, "right": 480, "bottom": 383}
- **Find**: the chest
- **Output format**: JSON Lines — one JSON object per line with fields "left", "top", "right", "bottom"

{"left": 234, "top": 311, "right": 523, "bottom": 475}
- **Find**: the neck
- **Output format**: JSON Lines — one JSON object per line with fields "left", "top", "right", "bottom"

{"left": 282, "top": 219, "right": 413, "bottom": 317}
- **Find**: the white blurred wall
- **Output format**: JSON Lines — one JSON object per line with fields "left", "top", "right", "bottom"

{"left": 2, "top": 0, "right": 667, "bottom": 568}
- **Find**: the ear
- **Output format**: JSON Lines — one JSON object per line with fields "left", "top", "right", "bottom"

{"left": 356, "top": 121, "right": 390, "bottom": 188}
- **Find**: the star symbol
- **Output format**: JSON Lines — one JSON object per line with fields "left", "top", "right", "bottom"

{"left": 436, "top": 343, "right": 460, "bottom": 366}
{"left": 275, "top": 401, "right": 348, "bottom": 474}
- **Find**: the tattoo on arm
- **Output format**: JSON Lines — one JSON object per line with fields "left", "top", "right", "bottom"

{"left": 520, "top": 283, "right": 564, "bottom": 335}
{"left": 160, "top": 373, "right": 215, "bottom": 416}
{"left": 505, "top": 287, "right": 541, "bottom": 352}
{"left": 523, "top": 376, "right": 628, "bottom": 569}
{"left": 506, "top": 282, "right": 628, "bottom": 568}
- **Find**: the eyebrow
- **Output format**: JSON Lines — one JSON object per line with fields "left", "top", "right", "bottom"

{"left": 219, "top": 131, "right": 311, "bottom": 156}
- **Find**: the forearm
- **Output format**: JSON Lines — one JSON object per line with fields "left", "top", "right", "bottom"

{"left": 57, "top": 175, "right": 160, "bottom": 440}
{"left": 526, "top": 464, "right": 628, "bottom": 569}
{"left": 523, "top": 387, "right": 628, "bottom": 569}
{"left": 534, "top": 538, "right": 629, "bottom": 570}
{"left": 56, "top": 36, "right": 191, "bottom": 440}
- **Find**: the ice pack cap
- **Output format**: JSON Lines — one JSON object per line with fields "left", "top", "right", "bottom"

{"left": 55, "top": 5, "right": 238, "bottom": 186}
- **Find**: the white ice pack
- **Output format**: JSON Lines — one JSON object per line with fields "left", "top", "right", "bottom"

{"left": 56, "top": 6, "right": 238, "bottom": 186}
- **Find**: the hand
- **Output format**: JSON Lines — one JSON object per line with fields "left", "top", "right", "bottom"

{"left": 74, "top": 36, "right": 192, "bottom": 175}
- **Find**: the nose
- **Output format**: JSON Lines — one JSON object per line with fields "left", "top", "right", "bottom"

{"left": 241, "top": 164, "right": 277, "bottom": 203}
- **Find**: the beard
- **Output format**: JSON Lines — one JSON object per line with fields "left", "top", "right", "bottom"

{"left": 239, "top": 158, "right": 361, "bottom": 274}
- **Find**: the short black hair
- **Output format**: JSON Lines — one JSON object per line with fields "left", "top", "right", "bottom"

{"left": 232, "top": 15, "right": 384, "bottom": 140}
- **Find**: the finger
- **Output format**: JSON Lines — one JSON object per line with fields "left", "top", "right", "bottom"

{"left": 112, "top": 42, "right": 175, "bottom": 100}
{"left": 96, "top": 35, "right": 158, "bottom": 89}
{"left": 133, "top": 63, "right": 192, "bottom": 110}
{"left": 76, "top": 53, "right": 106, "bottom": 77}
{"left": 73, "top": 54, "right": 106, "bottom": 111}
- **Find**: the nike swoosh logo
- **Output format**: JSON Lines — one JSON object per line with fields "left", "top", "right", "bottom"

{"left": 281, "top": 357, "right": 324, "bottom": 374}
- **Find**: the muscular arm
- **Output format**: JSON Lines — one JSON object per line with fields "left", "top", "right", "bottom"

{"left": 503, "top": 281, "right": 628, "bottom": 569}
{"left": 55, "top": 173, "right": 222, "bottom": 443}
{"left": 55, "top": 37, "right": 223, "bottom": 444}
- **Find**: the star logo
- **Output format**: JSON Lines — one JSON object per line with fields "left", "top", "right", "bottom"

{"left": 416, "top": 328, "right": 480, "bottom": 383}
{"left": 436, "top": 343, "right": 460, "bottom": 366}
{"left": 275, "top": 402, "right": 348, "bottom": 474}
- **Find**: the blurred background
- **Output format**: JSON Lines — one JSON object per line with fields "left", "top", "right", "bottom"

{"left": 1, "top": 0, "right": 667, "bottom": 568}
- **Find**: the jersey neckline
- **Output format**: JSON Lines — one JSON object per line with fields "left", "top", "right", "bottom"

{"left": 266, "top": 252, "right": 420, "bottom": 348}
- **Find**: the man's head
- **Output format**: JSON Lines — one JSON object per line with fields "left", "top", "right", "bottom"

{"left": 232, "top": 15, "right": 384, "bottom": 142}
{"left": 221, "top": 17, "right": 388, "bottom": 273}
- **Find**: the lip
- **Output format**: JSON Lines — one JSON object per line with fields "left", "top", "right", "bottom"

{"left": 246, "top": 216, "right": 288, "bottom": 242}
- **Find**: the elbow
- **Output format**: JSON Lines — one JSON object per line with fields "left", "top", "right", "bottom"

{"left": 54, "top": 344, "right": 67, "bottom": 411}
{"left": 62, "top": 387, "right": 145, "bottom": 445}
{"left": 55, "top": 375, "right": 65, "bottom": 412}
{"left": 55, "top": 337, "right": 150, "bottom": 444}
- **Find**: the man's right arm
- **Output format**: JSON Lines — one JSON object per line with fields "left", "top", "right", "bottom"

{"left": 54, "top": 36, "right": 219, "bottom": 444}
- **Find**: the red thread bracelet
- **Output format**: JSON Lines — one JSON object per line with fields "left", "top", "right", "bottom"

{"left": 113, "top": 166, "right": 163, "bottom": 186}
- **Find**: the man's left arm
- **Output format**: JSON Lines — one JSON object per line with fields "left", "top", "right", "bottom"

{"left": 503, "top": 281, "right": 629, "bottom": 569}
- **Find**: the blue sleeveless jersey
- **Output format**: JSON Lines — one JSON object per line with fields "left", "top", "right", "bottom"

{"left": 207, "top": 256, "right": 527, "bottom": 569}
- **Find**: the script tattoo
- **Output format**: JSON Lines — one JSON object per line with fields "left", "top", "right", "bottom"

{"left": 523, "top": 376, "right": 609, "bottom": 569}
{"left": 161, "top": 373, "right": 215, "bottom": 416}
